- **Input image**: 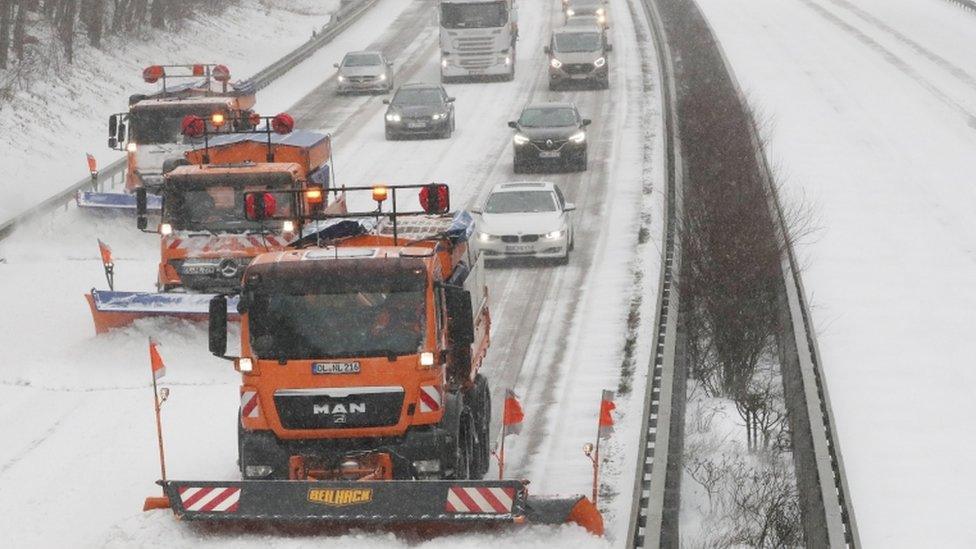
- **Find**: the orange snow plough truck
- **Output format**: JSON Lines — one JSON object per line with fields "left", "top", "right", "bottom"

{"left": 147, "top": 184, "right": 603, "bottom": 535}
{"left": 85, "top": 115, "right": 346, "bottom": 334}
{"left": 78, "top": 63, "right": 258, "bottom": 214}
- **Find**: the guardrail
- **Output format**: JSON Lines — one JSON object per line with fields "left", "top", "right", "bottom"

{"left": 944, "top": 0, "right": 976, "bottom": 12}
{"left": 0, "top": 0, "right": 379, "bottom": 243}
{"left": 694, "top": 2, "right": 860, "bottom": 547}
{"left": 627, "top": 0, "right": 684, "bottom": 545}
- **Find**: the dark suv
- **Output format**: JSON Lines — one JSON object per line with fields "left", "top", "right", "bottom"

{"left": 383, "top": 83, "right": 456, "bottom": 140}
{"left": 508, "top": 102, "right": 591, "bottom": 173}
{"left": 545, "top": 27, "right": 611, "bottom": 90}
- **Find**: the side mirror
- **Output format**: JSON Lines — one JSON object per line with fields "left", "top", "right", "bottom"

{"left": 108, "top": 114, "right": 118, "bottom": 137}
{"left": 443, "top": 286, "right": 475, "bottom": 346}
{"left": 446, "top": 97, "right": 456, "bottom": 103}
{"left": 209, "top": 295, "right": 228, "bottom": 357}
{"left": 333, "top": 63, "right": 340, "bottom": 68}
{"left": 582, "top": 118, "right": 592, "bottom": 126}
{"left": 507, "top": 121, "right": 518, "bottom": 129}
{"left": 543, "top": 46, "right": 550, "bottom": 54}
{"left": 136, "top": 188, "right": 148, "bottom": 230}
{"left": 470, "top": 207, "right": 482, "bottom": 214}
{"left": 117, "top": 121, "right": 127, "bottom": 143}
{"left": 564, "top": 202, "right": 576, "bottom": 211}
{"left": 605, "top": 44, "right": 613, "bottom": 52}
{"left": 108, "top": 137, "right": 118, "bottom": 149}
{"left": 387, "top": 61, "right": 393, "bottom": 66}
{"left": 382, "top": 99, "right": 390, "bottom": 104}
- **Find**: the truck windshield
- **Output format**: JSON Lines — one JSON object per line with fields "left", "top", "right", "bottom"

{"left": 248, "top": 269, "right": 427, "bottom": 360}
{"left": 441, "top": 2, "right": 507, "bottom": 29}
{"left": 130, "top": 105, "right": 224, "bottom": 145}
{"left": 163, "top": 183, "right": 296, "bottom": 232}
{"left": 554, "top": 32, "right": 602, "bottom": 53}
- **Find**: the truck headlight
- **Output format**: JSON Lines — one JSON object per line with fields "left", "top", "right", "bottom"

{"left": 386, "top": 113, "right": 401, "bottom": 122}
{"left": 569, "top": 130, "right": 586, "bottom": 144}
{"left": 550, "top": 58, "right": 563, "bottom": 69}
{"left": 513, "top": 133, "right": 530, "bottom": 146}
{"left": 244, "top": 465, "right": 273, "bottom": 478}
{"left": 441, "top": 58, "right": 449, "bottom": 68}
{"left": 412, "top": 460, "right": 441, "bottom": 473}
{"left": 282, "top": 220, "right": 295, "bottom": 233}
{"left": 594, "top": 57, "right": 606, "bottom": 68}
{"left": 238, "top": 357, "right": 254, "bottom": 373}
{"left": 420, "top": 351, "right": 435, "bottom": 366}
{"left": 596, "top": 7, "right": 605, "bottom": 15}
{"left": 545, "top": 229, "right": 566, "bottom": 239}
{"left": 504, "top": 56, "right": 512, "bottom": 66}
{"left": 159, "top": 222, "right": 173, "bottom": 236}
{"left": 126, "top": 142, "right": 138, "bottom": 153}
{"left": 378, "top": 73, "right": 387, "bottom": 81}
{"left": 566, "top": 8, "right": 575, "bottom": 16}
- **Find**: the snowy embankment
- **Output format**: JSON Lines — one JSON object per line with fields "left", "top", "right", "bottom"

{"left": 695, "top": 0, "right": 976, "bottom": 545}
{"left": 0, "top": 0, "right": 339, "bottom": 224}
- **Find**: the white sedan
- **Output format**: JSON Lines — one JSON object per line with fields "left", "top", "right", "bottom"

{"left": 472, "top": 181, "right": 576, "bottom": 264}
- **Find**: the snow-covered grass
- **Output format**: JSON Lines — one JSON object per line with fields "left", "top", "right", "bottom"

{"left": 0, "top": 0, "right": 339, "bottom": 223}
{"left": 695, "top": 0, "right": 976, "bottom": 545}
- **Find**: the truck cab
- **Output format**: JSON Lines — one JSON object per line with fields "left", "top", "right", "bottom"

{"left": 210, "top": 186, "right": 493, "bottom": 482}
{"left": 439, "top": 0, "right": 518, "bottom": 82}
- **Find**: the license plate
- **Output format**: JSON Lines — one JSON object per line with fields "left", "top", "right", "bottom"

{"left": 181, "top": 265, "right": 216, "bottom": 275}
{"left": 506, "top": 244, "right": 533, "bottom": 253}
{"left": 407, "top": 122, "right": 427, "bottom": 129}
{"left": 539, "top": 151, "right": 560, "bottom": 158}
{"left": 312, "top": 362, "right": 361, "bottom": 375}
{"left": 571, "top": 74, "right": 589, "bottom": 80}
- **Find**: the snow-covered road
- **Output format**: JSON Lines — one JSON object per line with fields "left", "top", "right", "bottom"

{"left": 695, "top": 0, "right": 976, "bottom": 545}
{"left": 0, "top": 0, "right": 663, "bottom": 546}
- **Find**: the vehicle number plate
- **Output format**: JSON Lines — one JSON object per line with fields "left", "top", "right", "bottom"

{"left": 407, "top": 122, "right": 427, "bottom": 129}
{"left": 539, "top": 151, "right": 560, "bottom": 158}
{"left": 312, "top": 362, "right": 361, "bottom": 375}
{"left": 571, "top": 74, "right": 589, "bottom": 80}
{"left": 506, "top": 244, "right": 533, "bottom": 253}
{"left": 181, "top": 265, "right": 216, "bottom": 275}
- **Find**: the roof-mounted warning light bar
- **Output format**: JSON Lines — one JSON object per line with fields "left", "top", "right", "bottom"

{"left": 142, "top": 63, "right": 232, "bottom": 93}
{"left": 244, "top": 183, "right": 451, "bottom": 245}
{"left": 180, "top": 112, "right": 295, "bottom": 164}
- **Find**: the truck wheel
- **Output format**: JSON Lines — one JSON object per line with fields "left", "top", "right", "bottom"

{"left": 467, "top": 375, "right": 491, "bottom": 479}
{"left": 239, "top": 428, "right": 289, "bottom": 480}
{"left": 448, "top": 413, "right": 474, "bottom": 479}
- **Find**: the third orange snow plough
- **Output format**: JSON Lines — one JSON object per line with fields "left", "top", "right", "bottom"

{"left": 144, "top": 184, "right": 603, "bottom": 535}
{"left": 85, "top": 114, "right": 345, "bottom": 334}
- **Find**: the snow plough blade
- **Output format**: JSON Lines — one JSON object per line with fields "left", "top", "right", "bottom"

{"left": 154, "top": 479, "right": 603, "bottom": 535}
{"left": 85, "top": 289, "right": 239, "bottom": 334}
{"left": 76, "top": 191, "right": 161, "bottom": 215}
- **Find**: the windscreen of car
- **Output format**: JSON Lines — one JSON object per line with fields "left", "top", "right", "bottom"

{"left": 441, "top": 2, "right": 507, "bottom": 29}
{"left": 248, "top": 269, "right": 427, "bottom": 360}
{"left": 130, "top": 104, "right": 224, "bottom": 144}
{"left": 162, "top": 182, "right": 296, "bottom": 232}
{"left": 553, "top": 32, "right": 602, "bottom": 53}
{"left": 566, "top": 16, "right": 600, "bottom": 27}
{"left": 392, "top": 88, "right": 444, "bottom": 106}
{"left": 485, "top": 190, "right": 558, "bottom": 214}
{"left": 518, "top": 107, "right": 578, "bottom": 128}
{"left": 343, "top": 53, "right": 382, "bottom": 67}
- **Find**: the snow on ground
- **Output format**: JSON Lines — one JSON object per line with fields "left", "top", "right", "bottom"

{"left": 694, "top": 0, "right": 976, "bottom": 545}
{"left": 0, "top": 0, "right": 340, "bottom": 224}
{"left": 0, "top": 0, "right": 664, "bottom": 546}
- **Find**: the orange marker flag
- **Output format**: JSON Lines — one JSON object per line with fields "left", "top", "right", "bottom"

{"left": 149, "top": 340, "right": 166, "bottom": 380}
{"left": 86, "top": 153, "right": 98, "bottom": 175}
{"left": 598, "top": 390, "right": 616, "bottom": 438}
{"left": 97, "top": 239, "right": 113, "bottom": 266}
{"left": 503, "top": 389, "right": 524, "bottom": 436}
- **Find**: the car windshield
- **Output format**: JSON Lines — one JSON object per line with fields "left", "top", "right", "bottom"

{"left": 554, "top": 32, "right": 602, "bottom": 53}
{"left": 130, "top": 104, "right": 224, "bottom": 145}
{"left": 343, "top": 53, "right": 382, "bottom": 67}
{"left": 485, "top": 190, "right": 558, "bottom": 213}
{"left": 248, "top": 270, "right": 427, "bottom": 360}
{"left": 568, "top": 0, "right": 602, "bottom": 10}
{"left": 441, "top": 2, "right": 507, "bottom": 29}
{"left": 162, "top": 183, "right": 296, "bottom": 232}
{"left": 393, "top": 88, "right": 444, "bottom": 106}
{"left": 518, "top": 107, "right": 578, "bottom": 128}
{"left": 566, "top": 16, "right": 600, "bottom": 27}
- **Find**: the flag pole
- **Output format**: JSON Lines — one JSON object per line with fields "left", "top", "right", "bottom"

{"left": 151, "top": 367, "right": 167, "bottom": 483}
{"left": 592, "top": 413, "right": 601, "bottom": 504}
{"left": 499, "top": 420, "right": 506, "bottom": 480}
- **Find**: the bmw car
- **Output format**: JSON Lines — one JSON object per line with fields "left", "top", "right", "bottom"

{"left": 334, "top": 51, "right": 394, "bottom": 94}
{"left": 383, "top": 83, "right": 456, "bottom": 140}
{"left": 472, "top": 181, "right": 576, "bottom": 265}
{"left": 508, "top": 102, "right": 591, "bottom": 173}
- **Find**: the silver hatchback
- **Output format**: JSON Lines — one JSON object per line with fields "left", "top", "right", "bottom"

{"left": 335, "top": 51, "right": 394, "bottom": 94}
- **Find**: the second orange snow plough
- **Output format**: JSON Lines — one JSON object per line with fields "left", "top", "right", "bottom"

{"left": 86, "top": 114, "right": 345, "bottom": 334}
{"left": 144, "top": 184, "right": 603, "bottom": 535}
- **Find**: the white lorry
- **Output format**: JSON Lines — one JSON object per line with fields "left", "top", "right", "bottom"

{"left": 439, "top": 0, "right": 518, "bottom": 82}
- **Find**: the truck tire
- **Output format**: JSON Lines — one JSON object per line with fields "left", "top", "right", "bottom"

{"left": 447, "top": 413, "right": 474, "bottom": 480}
{"left": 239, "top": 427, "right": 290, "bottom": 480}
{"left": 467, "top": 375, "right": 491, "bottom": 479}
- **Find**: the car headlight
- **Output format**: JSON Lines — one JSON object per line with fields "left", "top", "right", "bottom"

{"left": 566, "top": 8, "right": 575, "bottom": 16}
{"left": 550, "top": 58, "right": 563, "bottom": 69}
{"left": 545, "top": 229, "right": 566, "bottom": 239}
{"left": 477, "top": 231, "right": 496, "bottom": 242}
{"left": 569, "top": 130, "right": 586, "bottom": 144}
{"left": 379, "top": 73, "right": 387, "bottom": 81}
{"left": 386, "top": 112, "right": 401, "bottom": 122}
{"left": 513, "top": 133, "right": 530, "bottom": 146}
{"left": 594, "top": 56, "right": 606, "bottom": 68}
{"left": 441, "top": 58, "right": 449, "bottom": 68}
{"left": 596, "top": 7, "right": 605, "bottom": 15}
{"left": 432, "top": 113, "right": 444, "bottom": 120}
{"left": 598, "top": 14, "right": 606, "bottom": 24}
{"left": 337, "top": 75, "right": 346, "bottom": 82}
{"left": 504, "top": 56, "right": 512, "bottom": 66}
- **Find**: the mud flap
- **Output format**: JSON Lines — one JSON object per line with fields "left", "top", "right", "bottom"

{"left": 85, "top": 289, "right": 239, "bottom": 334}
{"left": 158, "top": 480, "right": 528, "bottom": 524}
{"left": 525, "top": 495, "right": 604, "bottom": 536}
{"left": 76, "top": 191, "right": 161, "bottom": 214}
